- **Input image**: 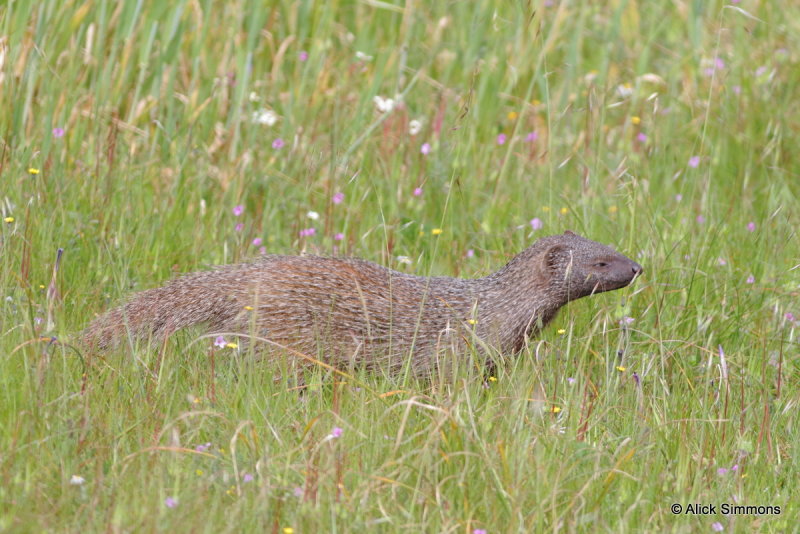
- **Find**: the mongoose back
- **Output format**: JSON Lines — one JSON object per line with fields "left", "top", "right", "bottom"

{"left": 83, "top": 231, "right": 642, "bottom": 376}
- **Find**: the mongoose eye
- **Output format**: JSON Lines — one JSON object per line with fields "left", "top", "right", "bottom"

{"left": 593, "top": 262, "right": 609, "bottom": 268}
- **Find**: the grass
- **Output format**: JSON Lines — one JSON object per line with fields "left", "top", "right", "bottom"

{"left": 1, "top": 0, "right": 798, "bottom": 532}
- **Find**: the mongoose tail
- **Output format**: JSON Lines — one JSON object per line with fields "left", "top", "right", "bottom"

{"left": 83, "top": 231, "right": 642, "bottom": 373}
{"left": 82, "top": 266, "right": 250, "bottom": 351}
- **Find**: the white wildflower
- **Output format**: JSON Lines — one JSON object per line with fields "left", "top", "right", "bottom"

{"left": 396, "top": 256, "right": 412, "bottom": 265}
{"left": 355, "top": 51, "right": 373, "bottom": 61}
{"left": 251, "top": 108, "right": 278, "bottom": 126}
{"left": 616, "top": 83, "right": 634, "bottom": 98}
{"left": 408, "top": 119, "right": 422, "bottom": 135}
{"left": 306, "top": 210, "right": 320, "bottom": 220}
{"left": 69, "top": 475, "right": 86, "bottom": 486}
{"left": 373, "top": 96, "right": 395, "bottom": 113}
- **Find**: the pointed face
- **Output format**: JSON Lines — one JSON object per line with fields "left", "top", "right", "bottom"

{"left": 542, "top": 231, "right": 643, "bottom": 299}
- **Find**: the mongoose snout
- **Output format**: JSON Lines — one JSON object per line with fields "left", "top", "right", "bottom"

{"left": 588, "top": 256, "right": 643, "bottom": 292}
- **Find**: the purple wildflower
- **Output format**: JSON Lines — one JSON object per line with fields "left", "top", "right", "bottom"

{"left": 566, "top": 377, "right": 576, "bottom": 385}
{"left": 259, "top": 246, "right": 267, "bottom": 255}
{"left": 299, "top": 51, "right": 308, "bottom": 62}
{"left": 214, "top": 336, "right": 226, "bottom": 348}
{"left": 620, "top": 316, "right": 635, "bottom": 325}
{"left": 334, "top": 232, "right": 344, "bottom": 241}
{"left": 420, "top": 142, "right": 431, "bottom": 155}
{"left": 675, "top": 194, "right": 683, "bottom": 202}
{"left": 696, "top": 215, "right": 705, "bottom": 224}
{"left": 712, "top": 521, "right": 724, "bottom": 532}
{"left": 717, "top": 467, "right": 729, "bottom": 476}
{"left": 715, "top": 57, "right": 725, "bottom": 70}
{"left": 272, "top": 138, "right": 285, "bottom": 149}
{"left": 746, "top": 222, "right": 755, "bottom": 232}
{"left": 530, "top": 217, "right": 543, "bottom": 230}
{"left": 235, "top": 222, "right": 244, "bottom": 232}
{"left": 466, "top": 249, "right": 474, "bottom": 258}
{"left": 755, "top": 66, "right": 767, "bottom": 77}
{"left": 413, "top": 187, "right": 423, "bottom": 197}
{"left": 196, "top": 442, "right": 212, "bottom": 452}
{"left": 688, "top": 156, "right": 700, "bottom": 168}
{"left": 243, "top": 473, "right": 254, "bottom": 483}
{"left": 473, "top": 529, "right": 488, "bottom": 534}
{"left": 299, "top": 227, "right": 316, "bottom": 237}
{"left": 732, "top": 85, "right": 742, "bottom": 95}
{"left": 252, "top": 237, "right": 263, "bottom": 246}
{"left": 330, "top": 427, "right": 343, "bottom": 438}
{"left": 785, "top": 312, "right": 795, "bottom": 322}
{"left": 293, "top": 487, "right": 304, "bottom": 498}
{"left": 52, "top": 127, "right": 65, "bottom": 138}
{"left": 526, "top": 131, "right": 538, "bottom": 142}
{"left": 497, "top": 133, "right": 507, "bottom": 145}
{"left": 636, "top": 132, "right": 647, "bottom": 142}
{"left": 632, "top": 372, "right": 640, "bottom": 386}
{"left": 717, "top": 258, "right": 727, "bottom": 266}
{"left": 332, "top": 192, "right": 345, "bottom": 204}
{"left": 165, "top": 497, "right": 178, "bottom": 508}
{"left": 746, "top": 275, "right": 755, "bottom": 284}
{"left": 233, "top": 205, "right": 244, "bottom": 216}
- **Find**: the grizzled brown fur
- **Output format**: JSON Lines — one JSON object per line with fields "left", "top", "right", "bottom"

{"left": 83, "top": 231, "right": 642, "bottom": 376}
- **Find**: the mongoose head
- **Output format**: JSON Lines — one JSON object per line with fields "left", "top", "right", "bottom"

{"left": 539, "top": 230, "right": 643, "bottom": 300}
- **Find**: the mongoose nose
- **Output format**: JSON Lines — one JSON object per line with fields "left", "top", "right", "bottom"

{"left": 631, "top": 262, "right": 643, "bottom": 276}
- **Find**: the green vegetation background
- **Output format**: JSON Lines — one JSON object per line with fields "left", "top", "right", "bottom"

{"left": 1, "top": 0, "right": 797, "bottom": 532}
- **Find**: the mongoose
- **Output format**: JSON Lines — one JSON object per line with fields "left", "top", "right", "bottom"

{"left": 83, "top": 231, "right": 642, "bottom": 376}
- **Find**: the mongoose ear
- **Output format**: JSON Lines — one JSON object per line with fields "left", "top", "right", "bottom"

{"left": 542, "top": 244, "right": 566, "bottom": 272}
{"left": 564, "top": 230, "right": 576, "bottom": 236}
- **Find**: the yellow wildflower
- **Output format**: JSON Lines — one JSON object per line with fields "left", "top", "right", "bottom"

{"left": 616, "top": 366, "right": 626, "bottom": 372}
{"left": 550, "top": 406, "right": 561, "bottom": 413}
{"left": 507, "top": 111, "right": 518, "bottom": 120}
{"left": 226, "top": 342, "right": 238, "bottom": 349}
{"left": 488, "top": 376, "right": 497, "bottom": 382}
{"left": 467, "top": 319, "right": 478, "bottom": 325}
{"left": 608, "top": 206, "right": 618, "bottom": 214}
{"left": 631, "top": 116, "right": 641, "bottom": 125}
{"left": 560, "top": 207, "right": 568, "bottom": 215}
{"left": 557, "top": 329, "right": 566, "bottom": 335}
{"left": 431, "top": 228, "right": 443, "bottom": 235}
{"left": 28, "top": 168, "right": 40, "bottom": 175}
{"left": 3, "top": 217, "right": 14, "bottom": 223}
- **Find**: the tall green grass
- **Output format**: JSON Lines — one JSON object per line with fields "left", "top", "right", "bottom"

{"left": 1, "top": 0, "right": 797, "bottom": 531}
